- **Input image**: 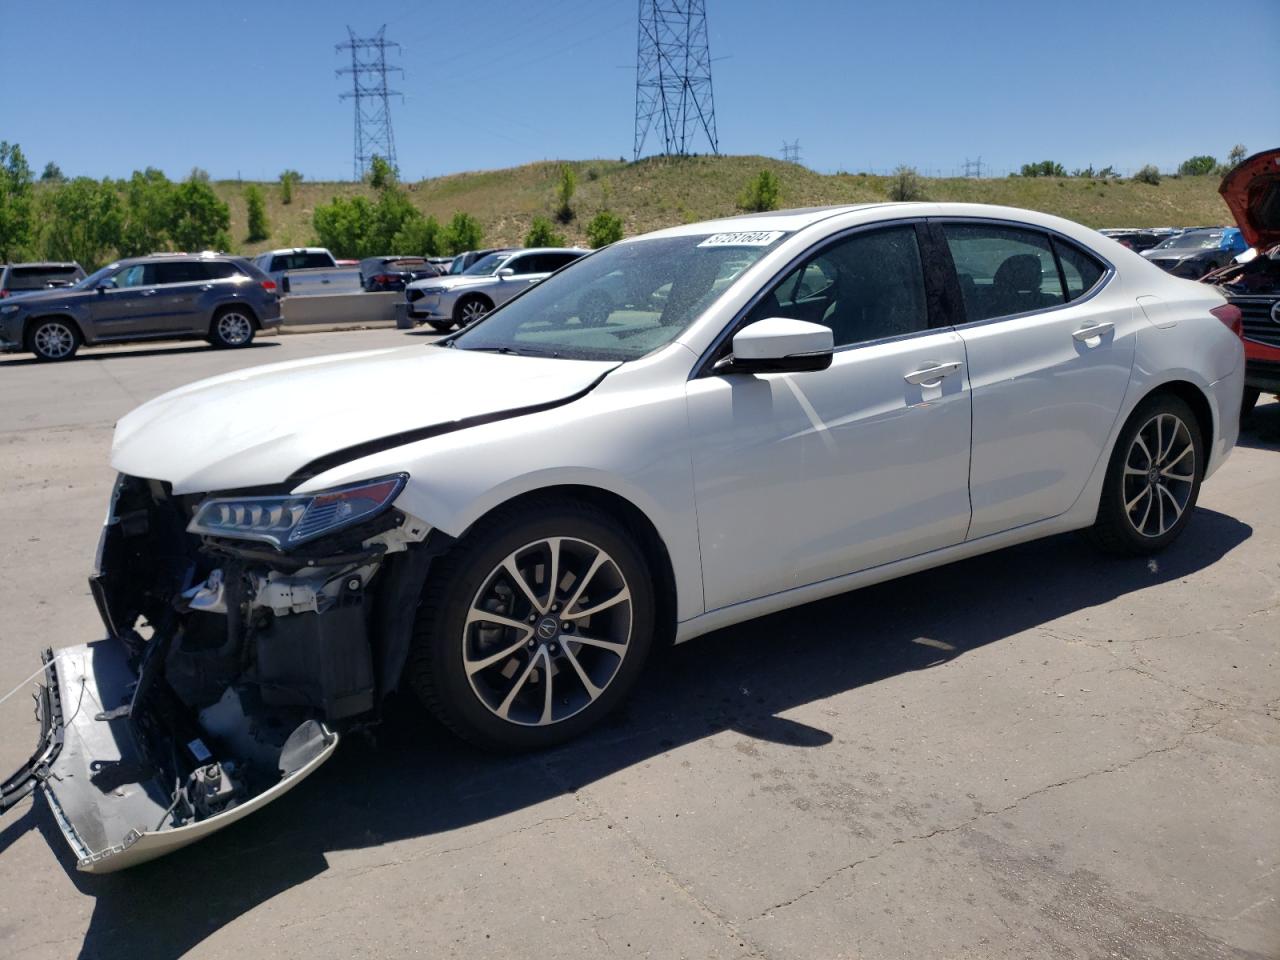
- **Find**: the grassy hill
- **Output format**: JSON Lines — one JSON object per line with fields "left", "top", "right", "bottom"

{"left": 215, "top": 155, "right": 1233, "bottom": 255}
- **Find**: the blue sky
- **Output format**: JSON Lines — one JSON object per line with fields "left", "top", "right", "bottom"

{"left": 3, "top": 0, "right": 1277, "bottom": 182}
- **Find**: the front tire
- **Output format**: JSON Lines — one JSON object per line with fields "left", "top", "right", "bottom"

{"left": 210, "top": 307, "right": 256, "bottom": 348}
{"left": 1089, "top": 393, "right": 1203, "bottom": 555}
{"left": 408, "top": 498, "right": 655, "bottom": 751}
{"left": 427, "top": 319, "right": 454, "bottom": 333}
{"left": 27, "top": 318, "right": 80, "bottom": 362}
{"left": 453, "top": 295, "right": 492, "bottom": 328}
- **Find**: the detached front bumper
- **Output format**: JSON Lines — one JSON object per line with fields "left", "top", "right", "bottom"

{"left": 4, "top": 639, "right": 337, "bottom": 873}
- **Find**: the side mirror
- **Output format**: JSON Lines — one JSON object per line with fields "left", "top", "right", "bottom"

{"left": 716, "top": 317, "right": 834, "bottom": 375}
{"left": 96, "top": 283, "right": 111, "bottom": 294}
{"left": 496, "top": 267, "right": 515, "bottom": 279}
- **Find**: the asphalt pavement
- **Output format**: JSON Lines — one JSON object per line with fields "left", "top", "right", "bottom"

{"left": 0, "top": 329, "right": 1275, "bottom": 959}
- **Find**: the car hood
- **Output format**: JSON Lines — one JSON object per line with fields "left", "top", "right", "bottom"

{"left": 1, "top": 286, "right": 84, "bottom": 306}
{"left": 1220, "top": 149, "right": 1280, "bottom": 249}
{"left": 111, "top": 345, "right": 617, "bottom": 494}
{"left": 1142, "top": 248, "right": 1209, "bottom": 261}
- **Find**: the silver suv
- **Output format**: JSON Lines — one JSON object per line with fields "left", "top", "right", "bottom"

{"left": 405, "top": 247, "right": 587, "bottom": 331}
{"left": 0, "top": 253, "right": 282, "bottom": 361}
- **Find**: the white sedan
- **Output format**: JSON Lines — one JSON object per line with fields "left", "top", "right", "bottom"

{"left": 10, "top": 203, "right": 1244, "bottom": 871}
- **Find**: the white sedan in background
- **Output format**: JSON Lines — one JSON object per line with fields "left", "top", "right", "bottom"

{"left": 10, "top": 203, "right": 1244, "bottom": 871}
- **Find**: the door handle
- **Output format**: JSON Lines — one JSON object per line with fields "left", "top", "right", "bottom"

{"left": 1072, "top": 321, "right": 1114, "bottom": 342}
{"left": 140, "top": 289, "right": 158, "bottom": 297}
{"left": 904, "top": 360, "right": 963, "bottom": 387}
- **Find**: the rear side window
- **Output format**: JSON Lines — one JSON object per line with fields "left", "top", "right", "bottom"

{"left": 1052, "top": 239, "right": 1106, "bottom": 302}
{"left": 943, "top": 224, "right": 1065, "bottom": 322}
{"left": 268, "top": 252, "right": 334, "bottom": 271}
{"left": 201, "top": 261, "right": 242, "bottom": 280}
{"left": 154, "top": 261, "right": 208, "bottom": 284}
{"left": 8, "top": 265, "right": 83, "bottom": 290}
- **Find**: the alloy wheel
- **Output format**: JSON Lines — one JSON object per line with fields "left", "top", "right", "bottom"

{"left": 217, "top": 312, "right": 253, "bottom": 345}
{"left": 33, "top": 321, "right": 76, "bottom": 359}
{"left": 1122, "top": 413, "right": 1196, "bottom": 538}
{"left": 463, "top": 537, "right": 633, "bottom": 727}
{"left": 460, "top": 300, "right": 489, "bottom": 324}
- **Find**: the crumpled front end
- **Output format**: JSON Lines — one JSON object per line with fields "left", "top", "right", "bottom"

{"left": 7, "top": 473, "right": 437, "bottom": 873}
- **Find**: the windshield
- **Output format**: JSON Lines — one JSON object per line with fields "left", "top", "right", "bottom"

{"left": 73, "top": 265, "right": 118, "bottom": 290}
{"left": 450, "top": 232, "right": 786, "bottom": 361}
{"left": 461, "top": 252, "right": 513, "bottom": 277}
{"left": 1154, "top": 230, "right": 1224, "bottom": 251}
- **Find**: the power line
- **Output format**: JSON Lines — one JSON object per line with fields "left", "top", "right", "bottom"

{"left": 781, "top": 140, "right": 802, "bottom": 164}
{"left": 336, "top": 26, "right": 403, "bottom": 181}
{"left": 633, "top": 0, "right": 719, "bottom": 160}
{"left": 961, "top": 156, "right": 984, "bottom": 178}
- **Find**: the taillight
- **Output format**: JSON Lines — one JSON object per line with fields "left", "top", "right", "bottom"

{"left": 373, "top": 274, "right": 394, "bottom": 283}
{"left": 260, "top": 279, "right": 277, "bottom": 293}
{"left": 1210, "top": 303, "right": 1243, "bottom": 338}
{"left": 0, "top": 290, "right": 7, "bottom": 298}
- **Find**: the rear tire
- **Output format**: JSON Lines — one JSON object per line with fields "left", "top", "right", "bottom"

{"left": 27, "top": 317, "right": 80, "bottom": 362}
{"left": 210, "top": 307, "right": 256, "bottom": 348}
{"left": 1089, "top": 393, "right": 1203, "bottom": 555}
{"left": 407, "top": 498, "right": 655, "bottom": 752}
{"left": 1240, "top": 387, "right": 1260, "bottom": 425}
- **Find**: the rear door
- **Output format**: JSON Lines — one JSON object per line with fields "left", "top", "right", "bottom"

{"left": 147, "top": 260, "right": 209, "bottom": 334}
{"left": 936, "top": 219, "right": 1136, "bottom": 539}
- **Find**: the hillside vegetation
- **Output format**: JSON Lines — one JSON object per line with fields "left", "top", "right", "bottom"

{"left": 216, "top": 155, "right": 1233, "bottom": 255}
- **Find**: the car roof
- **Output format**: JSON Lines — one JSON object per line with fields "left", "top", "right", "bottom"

{"left": 7, "top": 261, "right": 82, "bottom": 269}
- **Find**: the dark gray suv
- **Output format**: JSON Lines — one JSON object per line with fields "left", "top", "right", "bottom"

{"left": 0, "top": 253, "right": 283, "bottom": 361}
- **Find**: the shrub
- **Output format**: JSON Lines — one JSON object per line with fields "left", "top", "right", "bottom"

{"left": 119, "top": 168, "right": 176, "bottom": 256}
{"left": 739, "top": 170, "right": 780, "bottom": 212}
{"left": 187, "top": 166, "right": 211, "bottom": 183}
{"left": 1019, "top": 160, "right": 1066, "bottom": 177}
{"left": 441, "top": 212, "right": 483, "bottom": 256}
{"left": 1134, "top": 164, "right": 1162, "bottom": 185}
{"left": 313, "top": 195, "right": 373, "bottom": 258}
{"left": 279, "top": 169, "right": 302, "bottom": 205}
{"left": 1177, "top": 155, "right": 1217, "bottom": 177}
{"left": 244, "top": 185, "right": 269, "bottom": 242}
{"left": 392, "top": 214, "right": 442, "bottom": 256}
{"left": 169, "top": 179, "right": 231, "bottom": 251}
{"left": 37, "top": 177, "right": 122, "bottom": 269}
{"left": 368, "top": 155, "right": 396, "bottom": 189}
{"left": 40, "top": 161, "right": 64, "bottom": 183}
{"left": 887, "top": 165, "right": 925, "bottom": 202}
{"left": 585, "top": 210, "right": 624, "bottom": 248}
{"left": 0, "top": 141, "right": 34, "bottom": 262}
{"left": 524, "top": 216, "right": 565, "bottom": 248}
{"left": 555, "top": 164, "right": 577, "bottom": 223}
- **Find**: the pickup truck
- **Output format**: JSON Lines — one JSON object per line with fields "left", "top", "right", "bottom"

{"left": 250, "top": 248, "right": 362, "bottom": 297}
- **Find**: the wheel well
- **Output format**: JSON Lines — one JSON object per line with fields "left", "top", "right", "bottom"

{"left": 24, "top": 314, "right": 83, "bottom": 346}
{"left": 453, "top": 292, "right": 494, "bottom": 317}
{"left": 469, "top": 485, "right": 679, "bottom": 646}
{"left": 210, "top": 302, "right": 260, "bottom": 330}
{"left": 1148, "top": 380, "right": 1213, "bottom": 451}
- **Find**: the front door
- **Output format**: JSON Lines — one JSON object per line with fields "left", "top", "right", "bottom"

{"left": 687, "top": 222, "right": 973, "bottom": 611}
{"left": 90, "top": 263, "right": 159, "bottom": 339}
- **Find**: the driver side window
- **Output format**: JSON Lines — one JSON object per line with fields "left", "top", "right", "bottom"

{"left": 744, "top": 225, "right": 928, "bottom": 348}
{"left": 113, "top": 264, "right": 154, "bottom": 289}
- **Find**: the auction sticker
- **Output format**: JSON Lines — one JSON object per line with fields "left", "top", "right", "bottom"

{"left": 697, "top": 231, "right": 785, "bottom": 248}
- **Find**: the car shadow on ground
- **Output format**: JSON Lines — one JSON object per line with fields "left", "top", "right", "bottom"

{"left": 6, "top": 507, "right": 1252, "bottom": 959}
{"left": 0, "top": 342, "right": 280, "bottom": 367}
{"left": 1238, "top": 397, "right": 1280, "bottom": 450}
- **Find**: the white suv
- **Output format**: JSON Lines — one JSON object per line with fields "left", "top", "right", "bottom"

{"left": 405, "top": 247, "right": 587, "bottom": 331}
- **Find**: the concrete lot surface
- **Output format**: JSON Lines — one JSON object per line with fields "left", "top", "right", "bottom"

{"left": 0, "top": 330, "right": 1276, "bottom": 960}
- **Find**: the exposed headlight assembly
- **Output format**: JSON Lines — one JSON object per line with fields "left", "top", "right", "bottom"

{"left": 0, "top": 304, "right": 20, "bottom": 314}
{"left": 188, "top": 474, "right": 407, "bottom": 549}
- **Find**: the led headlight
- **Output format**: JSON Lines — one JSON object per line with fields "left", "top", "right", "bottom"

{"left": 187, "top": 474, "right": 407, "bottom": 549}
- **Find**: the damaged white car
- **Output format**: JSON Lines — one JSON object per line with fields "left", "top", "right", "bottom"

{"left": 2, "top": 203, "right": 1244, "bottom": 872}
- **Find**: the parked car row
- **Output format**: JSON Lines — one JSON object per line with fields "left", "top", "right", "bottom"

{"left": 0, "top": 252, "right": 282, "bottom": 361}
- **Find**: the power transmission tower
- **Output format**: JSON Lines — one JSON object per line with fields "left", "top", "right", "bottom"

{"left": 633, "top": 0, "right": 719, "bottom": 161}
{"left": 336, "top": 26, "right": 402, "bottom": 180}
{"left": 781, "top": 140, "right": 802, "bottom": 164}
{"left": 961, "top": 156, "right": 984, "bottom": 178}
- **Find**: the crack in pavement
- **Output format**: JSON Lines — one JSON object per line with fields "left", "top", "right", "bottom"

{"left": 746, "top": 713, "right": 1227, "bottom": 922}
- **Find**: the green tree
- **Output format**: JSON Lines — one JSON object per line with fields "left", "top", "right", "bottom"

{"left": 40, "top": 161, "right": 64, "bottom": 183}
{"left": 887, "top": 165, "right": 925, "bottom": 201}
{"left": 38, "top": 177, "right": 122, "bottom": 269}
{"left": 1227, "top": 144, "right": 1247, "bottom": 168}
{"left": 1177, "top": 155, "right": 1217, "bottom": 177}
{"left": 392, "top": 214, "right": 442, "bottom": 256}
{"left": 555, "top": 164, "right": 577, "bottom": 223}
{"left": 585, "top": 210, "right": 624, "bottom": 248}
{"left": 313, "top": 195, "right": 375, "bottom": 259}
{"left": 368, "top": 186, "right": 422, "bottom": 253}
{"left": 1134, "top": 164, "right": 1162, "bottom": 185}
{"left": 279, "top": 169, "right": 303, "bottom": 205}
{"left": 0, "top": 141, "right": 34, "bottom": 262}
{"left": 441, "top": 212, "right": 483, "bottom": 256}
{"left": 1019, "top": 160, "right": 1066, "bottom": 177}
{"left": 368, "top": 155, "right": 396, "bottom": 189}
{"left": 524, "top": 216, "right": 566, "bottom": 248}
{"left": 119, "top": 168, "right": 176, "bottom": 256}
{"left": 244, "top": 184, "right": 269, "bottom": 242}
{"left": 187, "top": 166, "right": 211, "bottom": 183}
{"left": 738, "top": 170, "right": 780, "bottom": 212}
{"left": 169, "top": 179, "right": 231, "bottom": 251}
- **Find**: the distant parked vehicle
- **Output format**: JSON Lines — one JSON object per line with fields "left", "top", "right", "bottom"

{"left": 250, "top": 247, "right": 361, "bottom": 296}
{"left": 427, "top": 256, "right": 453, "bottom": 272}
{"left": 0, "top": 253, "right": 281, "bottom": 361}
{"left": 446, "top": 248, "right": 508, "bottom": 275}
{"left": 358, "top": 256, "right": 442, "bottom": 292}
{"left": 0, "top": 262, "right": 86, "bottom": 298}
{"left": 405, "top": 247, "right": 588, "bottom": 331}
{"left": 1097, "top": 229, "right": 1164, "bottom": 253}
{"left": 1142, "top": 227, "right": 1248, "bottom": 278}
